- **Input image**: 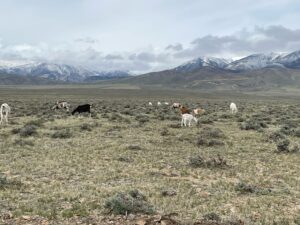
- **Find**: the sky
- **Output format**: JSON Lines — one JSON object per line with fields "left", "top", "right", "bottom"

{"left": 1, "top": 0, "right": 300, "bottom": 73}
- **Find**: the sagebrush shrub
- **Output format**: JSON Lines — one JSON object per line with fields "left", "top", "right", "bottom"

{"left": 104, "top": 190, "right": 155, "bottom": 215}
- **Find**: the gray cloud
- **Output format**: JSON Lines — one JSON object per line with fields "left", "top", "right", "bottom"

{"left": 175, "top": 25, "right": 300, "bottom": 59}
{"left": 105, "top": 54, "right": 124, "bottom": 60}
{"left": 75, "top": 37, "right": 99, "bottom": 44}
{"left": 165, "top": 43, "right": 183, "bottom": 51}
{"left": 1, "top": 25, "right": 300, "bottom": 74}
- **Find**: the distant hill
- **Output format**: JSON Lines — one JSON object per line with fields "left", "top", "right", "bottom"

{"left": 0, "top": 73, "right": 62, "bottom": 85}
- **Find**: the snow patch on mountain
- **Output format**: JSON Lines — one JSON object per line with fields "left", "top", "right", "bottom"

{"left": 0, "top": 61, "right": 130, "bottom": 82}
{"left": 175, "top": 57, "right": 232, "bottom": 72}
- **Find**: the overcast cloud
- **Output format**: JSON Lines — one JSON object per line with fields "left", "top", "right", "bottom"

{"left": 1, "top": 0, "right": 300, "bottom": 73}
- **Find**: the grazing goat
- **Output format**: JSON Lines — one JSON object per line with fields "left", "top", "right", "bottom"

{"left": 181, "top": 113, "right": 198, "bottom": 127}
{"left": 72, "top": 104, "right": 91, "bottom": 117}
{"left": 52, "top": 101, "right": 70, "bottom": 111}
{"left": 0, "top": 103, "right": 10, "bottom": 125}
{"left": 148, "top": 102, "right": 153, "bottom": 106}
{"left": 179, "top": 105, "right": 190, "bottom": 114}
{"left": 193, "top": 108, "right": 205, "bottom": 115}
{"left": 172, "top": 103, "right": 181, "bottom": 109}
{"left": 230, "top": 102, "right": 238, "bottom": 114}
{"left": 164, "top": 102, "right": 169, "bottom": 105}
{"left": 157, "top": 101, "right": 162, "bottom": 106}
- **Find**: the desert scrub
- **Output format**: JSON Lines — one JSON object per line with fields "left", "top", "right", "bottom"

{"left": 12, "top": 125, "right": 38, "bottom": 137}
{"left": 280, "top": 123, "right": 296, "bottom": 136}
{"left": 267, "top": 131, "right": 286, "bottom": 143}
{"left": 199, "top": 127, "right": 226, "bottom": 139}
{"left": 235, "top": 182, "right": 272, "bottom": 195}
{"left": 135, "top": 114, "right": 150, "bottom": 124}
{"left": 25, "top": 118, "right": 46, "bottom": 127}
{"left": 196, "top": 126, "right": 226, "bottom": 146}
{"left": 51, "top": 128, "right": 72, "bottom": 139}
{"left": 126, "top": 144, "right": 142, "bottom": 151}
{"left": 160, "top": 128, "right": 170, "bottom": 136}
{"left": 110, "top": 113, "right": 124, "bottom": 122}
{"left": 62, "top": 203, "right": 89, "bottom": 218}
{"left": 80, "top": 123, "right": 93, "bottom": 131}
{"left": 240, "top": 118, "right": 267, "bottom": 131}
{"left": 198, "top": 116, "right": 214, "bottom": 124}
{"left": 0, "top": 175, "right": 22, "bottom": 190}
{"left": 202, "top": 212, "right": 221, "bottom": 222}
{"left": 188, "top": 154, "right": 228, "bottom": 169}
{"left": 275, "top": 139, "right": 299, "bottom": 153}
{"left": 13, "top": 139, "right": 34, "bottom": 146}
{"left": 104, "top": 189, "right": 155, "bottom": 215}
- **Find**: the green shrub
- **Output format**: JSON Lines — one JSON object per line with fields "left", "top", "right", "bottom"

{"left": 51, "top": 129, "right": 72, "bottom": 139}
{"left": 13, "top": 139, "right": 34, "bottom": 146}
{"left": 189, "top": 154, "right": 227, "bottom": 168}
{"left": 240, "top": 118, "right": 267, "bottom": 131}
{"left": 12, "top": 125, "right": 38, "bottom": 137}
{"left": 25, "top": 119, "right": 45, "bottom": 127}
{"left": 276, "top": 139, "right": 290, "bottom": 152}
{"left": 268, "top": 131, "right": 285, "bottom": 143}
{"left": 0, "top": 175, "right": 22, "bottom": 190}
{"left": 235, "top": 182, "right": 272, "bottom": 195}
{"left": 80, "top": 123, "right": 93, "bottom": 131}
{"left": 104, "top": 190, "right": 155, "bottom": 215}
{"left": 62, "top": 203, "right": 88, "bottom": 218}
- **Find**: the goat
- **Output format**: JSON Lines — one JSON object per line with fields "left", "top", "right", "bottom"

{"left": 172, "top": 103, "right": 181, "bottom": 109}
{"left": 72, "top": 104, "right": 91, "bottom": 117}
{"left": 148, "top": 102, "right": 153, "bottom": 106}
{"left": 230, "top": 102, "right": 238, "bottom": 114}
{"left": 179, "top": 105, "right": 190, "bottom": 114}
{"left": 157, "top": 101, "right": 162, "bottom": 106}
{"left": 181, "top": 113, "right": 198, "bottom": 127}
{"left": 52, "top": 101, "right": 70, "bottom": 111}
{"left": 0, "top": 103, "right": 11, "bottom": 125}
{"left": 193, "top": 108, "right": 205, "bottom": 115}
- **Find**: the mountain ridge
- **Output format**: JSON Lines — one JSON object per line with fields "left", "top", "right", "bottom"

{"left": 0, "top": 61, "right": 130, "bottom": 82}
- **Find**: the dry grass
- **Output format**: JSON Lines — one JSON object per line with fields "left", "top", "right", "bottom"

{"left": 0, "top": 86, "right": 299, "bottom": 224}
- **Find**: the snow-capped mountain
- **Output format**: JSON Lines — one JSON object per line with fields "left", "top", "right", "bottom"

{"left": 173, "top": 50, "right": 300, "bottom": 73}
{"left": 0, "top": 61, "right": 130, "bottom": 82}
{"left": 174, "top": 57, "right": 231, "bottom": 72}
{"left": 274, "top": 50, "right": 300, "bottom": 68}
{"left": 225, "top": 53, "right": 284, "bottom": 71}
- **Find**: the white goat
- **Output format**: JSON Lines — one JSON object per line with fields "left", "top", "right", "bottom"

{"left": 164, "top": 102, "right": 169, "bottom": 105}
{"left": 157, "top": 101, "right": 162, "bottom": 106}
{"left": 0, "top": 103, "right": 11, "bottom": 125}
{"left": 52, "top": 101, "right": 70, "bottom": 111}
{"left": 172, "top": 103, "right": 181, "bottom": 108}
{"left": 148, "top": 102, "right": 153, "bottom": 106}
{"left": 181, "top": 113, "right": 198, "bottom": 127}
{"left": 230, "top": 102, "right": 238, "bottom": 114}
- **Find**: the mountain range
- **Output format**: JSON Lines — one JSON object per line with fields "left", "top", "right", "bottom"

{"left": 0, "top": 61, "right": 130, "bottom": 83}
{"left": 1, "top": 50, "right": 300, "bottom": 90}
{"left": 174, "top": 51, "right": 300, "bottom": 72}
{"left": 115, "top": 50, "right": 300, "bottom": 91}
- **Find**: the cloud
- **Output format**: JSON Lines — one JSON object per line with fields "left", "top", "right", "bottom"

{"left": 105, "top": 54, "right": 124, "bottom": 60}
{"left": 165, "top": 43, "right": 183, "bottom": 51}
{"left": 1, "top": 25, "right": 300, "bottom": 74}
{"left": 175, "top": 25, "right": 300, "bottom": 59}
{"left": 75, "top": 37, "right": 99, "bottom": 44}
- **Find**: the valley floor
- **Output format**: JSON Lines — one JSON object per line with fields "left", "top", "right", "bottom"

{"left": 0, "top": 86, "right": 299, "bottom": 224}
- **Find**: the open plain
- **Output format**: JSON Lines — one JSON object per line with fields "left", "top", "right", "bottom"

{"left": 0, "top": 86, "right": 299, "bottom": 225}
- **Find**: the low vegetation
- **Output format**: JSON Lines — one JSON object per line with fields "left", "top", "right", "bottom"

{"left": 0, "top": 87, "right": 299, "bottom": 224}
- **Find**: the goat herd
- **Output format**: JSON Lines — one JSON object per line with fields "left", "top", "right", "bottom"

{"left": 0, "top": 101, "right": 239, "bottom": 127}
